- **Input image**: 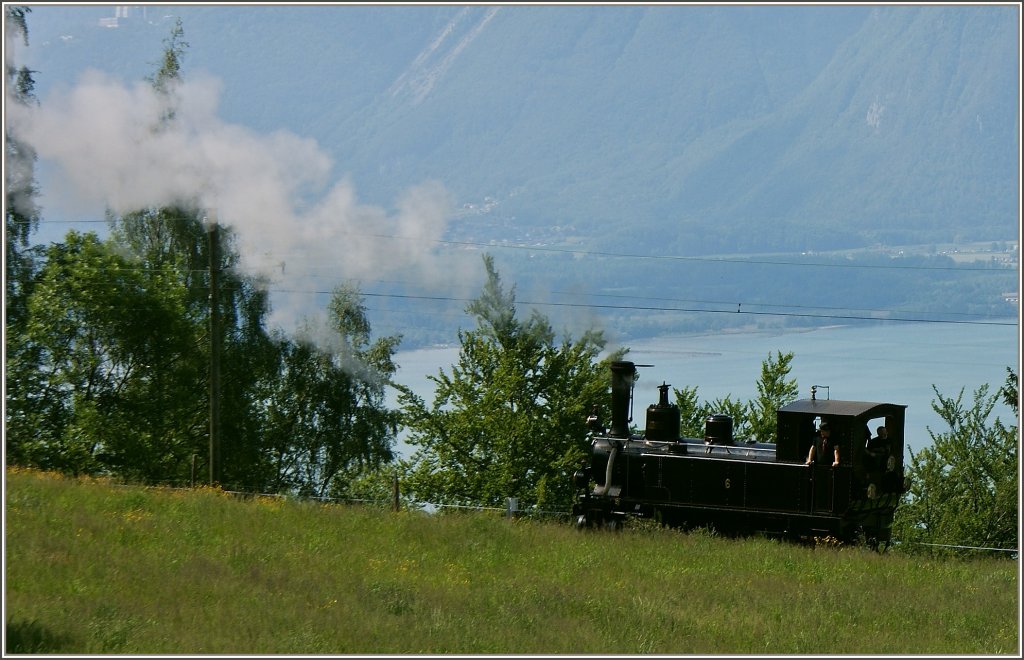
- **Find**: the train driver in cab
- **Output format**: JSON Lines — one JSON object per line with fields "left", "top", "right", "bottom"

{"left": 805, "top": 420, "right": 839, "bottom": 467}
{"left": 864, "top": 425, "right": 890, "bottom": 471}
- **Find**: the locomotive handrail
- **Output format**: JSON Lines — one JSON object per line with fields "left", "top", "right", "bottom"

{"left": 696, "top": 443, "right": 776, "bottom": 458}
{"left": 637, "top": 439, "right": 779, "bottom": 461}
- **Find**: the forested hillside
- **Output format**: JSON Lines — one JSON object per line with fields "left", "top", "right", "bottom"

{"left": 18, "top": 4, "right": 1020, "bottom": 255}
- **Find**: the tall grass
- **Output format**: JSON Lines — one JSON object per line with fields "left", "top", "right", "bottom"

{"left": 5, "top": 467, "right": 1019, "bottom": 654}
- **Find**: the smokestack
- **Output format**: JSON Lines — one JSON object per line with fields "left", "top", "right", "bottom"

{"left": 609, "top": 361, "right": 637, "bottom": 438}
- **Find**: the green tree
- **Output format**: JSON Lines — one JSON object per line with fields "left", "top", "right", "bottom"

{"left": 4, "top": 5, "right": 45, "bottom": 465}
{"left": 15, "top": 232, "right": 201, "bottom": 479}
{"left": 8, "top": 17, "right": 403, "bottom": 497}
{"left": 100, "top": 22, "right": 283, "bottom": 491}
{"left": 673, "top": 351, "right": 796, "bottom": 442}
{"left": 102, "top": 209, "right": 397, "bottom": 496}
{"left": 674, "top": 384, "right": 711, "bottom": 438}
{"left": 263, "top": 285, "right": 401, "bottom": 498}
{"left": 398, "top": 254, "right": 623, "bottom": 511}
{"left": 893, "top": 369, "right": 1018, "bottom": 555}
{"left": 749, "top": 350, "right": 799, "bottom": 443}
{"left": 998, "top": 366, "right": 1018, "bottom": 411}
{"left": 108, "top": 206, "right": 282, "bottom": 491}
{"left": 4, "top": 5, "right": 40, "bottom": 310}
{"left": 146, "top": 16, "right": 188, "bottom": 123}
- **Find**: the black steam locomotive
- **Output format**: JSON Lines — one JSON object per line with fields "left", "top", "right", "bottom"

{"left": 571, "top": 361, "right": 909, "bottom": 546}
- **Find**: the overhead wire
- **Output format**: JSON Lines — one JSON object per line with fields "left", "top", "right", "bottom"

{"left": 16, "top": 224, "right": 1018, "bottom": 327}
{"left": 21, "top": 267, "right": 1016, "bottom": 326}
{"left": 268, "top": 287, "right": 1017, "bottom": 327}
{"left": 550, "top": 290, "right": 1009, "bottom": 321}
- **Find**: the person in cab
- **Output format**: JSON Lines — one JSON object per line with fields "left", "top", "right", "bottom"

{"left": 805, "top": 420, "right": 839, "bottom": 467}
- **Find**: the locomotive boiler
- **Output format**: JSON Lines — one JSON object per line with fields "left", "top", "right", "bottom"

{"left": 571, "top": 361, "right": 909, "bottom": 546}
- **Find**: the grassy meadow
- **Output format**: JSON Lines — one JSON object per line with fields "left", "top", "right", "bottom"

{"left": 4, "top": 466, "right": 1019, "bottom": 655}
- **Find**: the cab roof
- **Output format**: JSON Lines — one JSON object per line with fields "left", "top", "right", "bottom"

{"left": 778, "top": 399, "right": 907, "bottom": 419}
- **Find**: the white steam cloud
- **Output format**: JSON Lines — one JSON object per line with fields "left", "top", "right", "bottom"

{"left": 5, "top": 69, "right": 479, "bottom": 334}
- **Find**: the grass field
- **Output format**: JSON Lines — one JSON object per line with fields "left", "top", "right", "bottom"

{"left": 4, "top": 467, "right": 1020, "bottom": 655}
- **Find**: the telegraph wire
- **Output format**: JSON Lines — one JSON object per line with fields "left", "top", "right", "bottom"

{"left": 550, "top": 290, "right": 1010, "bottom": 320}
{"left": 29, "top": 280, "right": 1014, "bottom": 326}
{"left": 17, "top": 225, "right": 1018, "bottom": 325}
{"left": 513, "top": 299, "right": 1018, "bottom": 326}
{"left": 31, "top": 261, "right": 1015, "bottom": 323}
{"left": 270, "top": 288, "right": 1017, "bottom": 327}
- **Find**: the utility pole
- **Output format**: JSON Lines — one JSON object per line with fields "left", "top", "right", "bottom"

{"left": 207, "top": 213, "right": 222, "bottom": 487}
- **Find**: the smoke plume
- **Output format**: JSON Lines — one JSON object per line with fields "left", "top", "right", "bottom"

{"left": 4, "top": 68, "right": 479, "bottom": 335}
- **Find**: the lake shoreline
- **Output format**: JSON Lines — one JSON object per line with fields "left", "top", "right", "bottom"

{"left": 389, "top": 320, "right": 1018, "bottom": 459}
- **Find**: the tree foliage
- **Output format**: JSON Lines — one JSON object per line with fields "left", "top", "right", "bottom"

{"left": 261, "top": 285, "right": 401, "bottom": 498}
{"left": 8, "top": 232, "right": 202, "bottom": 478}
{"left": 749, "top": 350, "right": 799, "bottom": 443}
{"left": 95, "top": 21, "right": 281, "bottom": 488}
{"left": 893, "top": 368, "right": 1018, "bottom": 555}
{"left": 673, "top": 350, "right": 797, "bottom": 442}
{"left": 5, "top": 3, "right": 41, "bottom": 326}
{"left": 5, "top": 5, "right": 46, "bottom": 468}
{"left": 398, "top": 254, "right": 624, "bottom": 511}
{"left": 107, "top": 206, "right": 284, "bottom": 490}
{"left": 5, "top": 17, "right": 401, "bottom": 498}
{"left": 146, "top": 17, "right": 188, "bottom": 123}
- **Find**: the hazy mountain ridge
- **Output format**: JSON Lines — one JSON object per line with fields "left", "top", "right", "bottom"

{"left": 333, "top": 5, "right": 876, "bottom": 246}
{"left": 15, "top": 4, "right": 1020, "bottom": 258}
{"left": 317, "top": 5, "right": 1018, "bottom": 255}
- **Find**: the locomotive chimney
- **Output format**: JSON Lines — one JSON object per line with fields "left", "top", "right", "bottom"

{"left": 645, "top": 382, "right": 681, "bottom": 442}
{"left": 609, "top": 361, "right": 637, "bottom": 438}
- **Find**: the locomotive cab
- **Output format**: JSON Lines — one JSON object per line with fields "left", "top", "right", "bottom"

{"left": 776, "top": 398, "right": 906, "bottom": 476}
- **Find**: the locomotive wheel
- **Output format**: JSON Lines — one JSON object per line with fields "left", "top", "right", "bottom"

{"left": 604, "top": 516, "right": 623, "bottom": 531}
{"left": 857, "top": 528, "right": 891, "bottom": 552}
{"left": 864, "top": 535, "right": 891, "bottom": 553}
{"left": 574, "top": 511, "right": 622, "bottom": 530}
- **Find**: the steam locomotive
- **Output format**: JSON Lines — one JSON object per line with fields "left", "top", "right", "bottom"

{"left": 571, "top": 361, "right": 909, "bottom": 546}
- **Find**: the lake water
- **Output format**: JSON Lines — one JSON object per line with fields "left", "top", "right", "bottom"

{"left": 388, "top": 320, "right": 1020, "bottom": 459}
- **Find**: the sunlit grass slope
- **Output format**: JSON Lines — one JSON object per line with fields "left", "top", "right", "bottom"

{"left": 5, "top": 467, "right": 1018, "bottom": 654}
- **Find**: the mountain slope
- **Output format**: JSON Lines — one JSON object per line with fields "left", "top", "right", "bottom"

{"left": 17, "top": 4, "right": 1021, "bottom": 256}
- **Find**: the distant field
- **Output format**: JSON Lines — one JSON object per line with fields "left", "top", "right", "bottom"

{"left": 725, "top": 240, "right": 1019, "bottom": 265}
{"left": 5, "top": 468, "right": 1019, "bottom": 655}
{"left": 866, "top": 240, "right": 1019, "bottom": 266}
